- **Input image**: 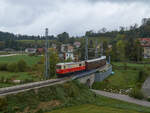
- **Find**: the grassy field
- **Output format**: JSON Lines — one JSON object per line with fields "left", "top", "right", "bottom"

{"left": 48, "top": 104, "right": 142, "bottom": 113}
{"left": 0, "top": 55, "right": 41, "bottom": 66}
{"left": 93, "top": 62, "right": 150, "bottom": 93}
{"left": 0, "top": 71, "right": 34, "bottom": 80}
{"left": 112, "top": 62, "right": 150, "bottom": 67}
{"left": 94, "top": 69, "right": 139, "bottom": 90}
{"left": 0, "top": 71, "right": 40, "bottom": 88}
{"left": 0, "top": 55, "right": 42, "bottom": 87}
{"left": 48, "top": 91, "right": 150, "bottom": 113}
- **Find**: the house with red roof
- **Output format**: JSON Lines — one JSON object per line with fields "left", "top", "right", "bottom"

{"left": 37, "top": 48, "right": 44, "bottom": 54}
{"left": 139, "top": 38, "right": 150, "bottom": 58}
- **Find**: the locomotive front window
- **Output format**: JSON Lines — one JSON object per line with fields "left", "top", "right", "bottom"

{"left": 56, "top": 66, "right": 61, "bottom": 69}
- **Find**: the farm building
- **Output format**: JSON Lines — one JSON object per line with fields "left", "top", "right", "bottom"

{"left": 139, "top": 38, "right": 150, "bottom": 58}
{"left": 25, "top": 48, "right": 36, "bottom": 54}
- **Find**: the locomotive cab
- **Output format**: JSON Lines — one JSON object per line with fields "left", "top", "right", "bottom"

{"left": 56, "top": 62, "right": 86, "bottom": 77}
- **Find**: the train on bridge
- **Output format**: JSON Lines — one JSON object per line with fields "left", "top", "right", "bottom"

{"left": 56, "top": 56, "right": 106, "bottom": 77}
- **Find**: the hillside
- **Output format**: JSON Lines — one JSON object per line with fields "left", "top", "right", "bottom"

{"left": 0, "top": 81, "right": 150, "bottom": 113}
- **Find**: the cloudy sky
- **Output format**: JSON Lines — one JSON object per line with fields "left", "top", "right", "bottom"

{"left": 0, "top": 0, "right": 150, "bottom": 36}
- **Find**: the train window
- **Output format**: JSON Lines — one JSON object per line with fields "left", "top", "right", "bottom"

{"left": 79, "top": 64, "right": 82, "bottom": 66}
{"left": 56, "top": 66, "right": 61, "bottom": 69}
{"left": 64, "top": 66, "right": 66, "bottom": 69}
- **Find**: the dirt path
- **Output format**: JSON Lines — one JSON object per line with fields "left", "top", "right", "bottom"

{"left": 0, "top": 54, "right": 19, "bottom": 57}
{"left": 92, "top": 89, "right": 150, "bottom": 107}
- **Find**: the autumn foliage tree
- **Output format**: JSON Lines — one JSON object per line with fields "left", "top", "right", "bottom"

{"left": 49, "top": 48, "right": 59, "bottom": 77}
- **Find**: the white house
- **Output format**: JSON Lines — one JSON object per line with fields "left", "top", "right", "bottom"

{"left": 25, "top": 48, "right": 36, "bottom": 54}
{"left": 64, "top": 52, "right": 75, "bottom": 60}
{"left": 74, "top": 41, "right": 81, "bottom": 48}
{"left": 60, "top": 44, "right": 74, "bottom": 60}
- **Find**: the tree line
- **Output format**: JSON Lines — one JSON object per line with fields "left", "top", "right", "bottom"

{"left": 0, "top": 18, "right": 150, "bottom": 62}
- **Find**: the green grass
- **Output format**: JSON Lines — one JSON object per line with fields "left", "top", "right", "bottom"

{"left": 0, "top": 71, "right": 34, "bottom": 80}
{"left": 2, "top": 81, "right": 150, "bottom": 113}
{"left": 0, "top": 55, "right": 41, "bottom": 66}
{"left": 106, "top": 69, "right": 139, "bottom": 89}
{"left": 0, "top": 71, "right": 39, "bottom": 88}
{"left": 0, "top": 55, "right": 42, "bottom": 87}
{"left": 93, "top": 69, "right": 139, "bottom": 91}
{"left": 93, "top": 61, "right": 150, "bottom": 93}
{"left": 112, "top": 62, "right": 150, "bottom": 69}
{"left": 112, "top": 62, "right": 150, "bottom": 67}
{"left": 48, "top": 104, "right": 142, "bottom": 113}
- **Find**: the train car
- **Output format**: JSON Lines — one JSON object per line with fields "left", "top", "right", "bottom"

{"left": 56, "top": 61, "right": 85, "bottom": 77}
{"left": 85, "top": 56, "right": 106, "bottom": 70}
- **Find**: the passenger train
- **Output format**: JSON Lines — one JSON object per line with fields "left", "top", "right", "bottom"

{"left": 56, "top": 56, "right": 106, "bottom": 77}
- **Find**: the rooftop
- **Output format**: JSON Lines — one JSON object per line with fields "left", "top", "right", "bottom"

{"left": 139, "top": 38, "right": 150, "bottom": 47}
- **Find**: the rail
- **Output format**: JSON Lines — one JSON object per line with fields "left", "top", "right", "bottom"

{"left": 0, "top": 78, "right": 70, "bottom": 96}
{"left": 0, "top": 64, "right": 109, "bottom": 96}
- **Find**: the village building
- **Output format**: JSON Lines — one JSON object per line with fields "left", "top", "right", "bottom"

{"left": 60, "top": 44, "right": 74, "bottom": 60}
{"left": 52, "top": 44, "right": 57, "bottom": 49}
{"left": 64, "top": 52, "right": 74, "bottom": 60}
{"left": 37, "top": 48, "right": 44, "bottom": 54}
{"left": 25, "top": 48, "right": 37, "bottom": 54}
{"left": 74, "top": 41, "right": 81, "bottom": 48}
{"left": 139, "top": 38, "right": 150, "bottom": 58}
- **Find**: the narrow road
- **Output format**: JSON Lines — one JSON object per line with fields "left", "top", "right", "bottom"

{"left": 92, "top": 89, "right": 150, "bottom": 107}
{"left": 142, "top": 76, "right": 150, "bottom": 97}
{"left": 0, "top": 54, "right": 18, "bottom": 57}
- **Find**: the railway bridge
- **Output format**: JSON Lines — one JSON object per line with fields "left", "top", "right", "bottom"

{"left": 0, "top": 64, "right": 112, "bottom": 96}
{"left": 74, "top": 64, "right": 112, "bottom": 87}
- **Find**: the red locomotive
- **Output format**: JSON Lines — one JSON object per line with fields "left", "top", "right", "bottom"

{"left": 56, "top": 56, "right": 106, "bottom": 77}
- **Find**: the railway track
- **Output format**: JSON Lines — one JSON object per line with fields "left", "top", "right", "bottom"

{"left": 0, "top": 77, "right": 71, "bottom": 96}
{"left": 0, "top": 64, "right": 109, "bottom": 97}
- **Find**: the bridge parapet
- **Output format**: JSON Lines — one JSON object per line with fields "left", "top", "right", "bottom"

{"left": 95, "top": 65, "right": 112, "bottom": 82}
{"left": 76, "top": 64, "right": 112, "bottom": 87}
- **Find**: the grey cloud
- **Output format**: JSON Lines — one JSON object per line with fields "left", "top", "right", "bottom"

{"left": 0, "top": 0, "right": 150, "bottom": 36}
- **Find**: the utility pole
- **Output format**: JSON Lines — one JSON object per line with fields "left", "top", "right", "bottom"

{"left": 85, "top": 36, "right": 88, "bottom": 60}
{"left": 100, "top": 42, "right": 103, "bottom": 56}
{"left": 95, "top": 40, "right": 98, "bottom": 58}
{"left": 45, "top": 28, "right": 49, "bottom": 79}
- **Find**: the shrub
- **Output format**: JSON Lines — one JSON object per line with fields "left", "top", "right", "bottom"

{"left": 137, "top": 70, "right": 148, "bottom": 83}
{"left": 129, "top": 87, "right": 144, "bottom": 99}
{"left": 147, "top": 96, "right": 150, "bottom": 102}
{"left": 0, "top": 76, "right": 4, "bottom": 82}
{"left": 7, "top": 63, "right": 18, "bottom": 72}
{"left": 17, "top": 59, "right": 27, "bottom": 72}
{"left": 123, "top": 63, "right": 128, "bottom": 70}
{"left": 0, "top": 97, "right": 7, "bottom": 111}
{"left": 0, "top": 63, "right": 8, "bottom": 71}
{"left": 92, "top": 81, "right": 109, "bottom": 90}
{"left": 23, "top": 78, "right": 34, "bottom": 83}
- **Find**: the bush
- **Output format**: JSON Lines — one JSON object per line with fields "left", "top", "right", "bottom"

{"left": 137, "top": 70, "right": 148, "bottom": 83}
{"left": 7, "top": 63, "right": 18, "bottom": 72}
{"left": 0, "top": 76, "right": 4, "bottom": 82}
{"left": 23, "top": 78, "right": 34, "bottom": 83}
{"left": 129, "top": 87, "right": 144, "bottom": 99}
{"left": 0, "top": 63, "right": 8, "bottom": 71}
{"left": 147, "top": 96, "right": 150, "bottom": 102}
{"left": 0, "top": 97, "right": 7, "bottom": 111}
{"left": 17, "top": 59, "right": 27, "bottom": 72}
{"left": 123, "top": 63, "right": 128, "bottom": 70}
